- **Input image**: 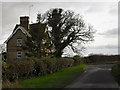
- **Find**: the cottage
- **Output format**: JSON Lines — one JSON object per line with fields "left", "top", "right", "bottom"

{"left": 4, "top": 16, "right": 46, "bottom": 62}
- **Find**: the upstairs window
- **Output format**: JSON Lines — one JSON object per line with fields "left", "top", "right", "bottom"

{"left": 17, "top": 38, "right": 22, "bottom": 46}
{"left": 17, "top": 51, "right": 22, "bottom": 59}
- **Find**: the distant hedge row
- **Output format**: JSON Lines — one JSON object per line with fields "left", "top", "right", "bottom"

{"left": 2, "top": 56, "right": 83, "bottom": 82}
{"left": 84, "top": 55, "right": 120, "bottom": 63}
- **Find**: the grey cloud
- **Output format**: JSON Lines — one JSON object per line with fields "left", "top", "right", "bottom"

{"left": 98, "top": 28, "right": 118, "bottom": 37}
{"left": 84, "top": 2, "right": 111, "bottom": 14}
{"left": 86, "top": 44, "right": 119, "bottom": 56}
{"left": 84, "top": 2, "right": 118, "bottom": 15}
{"left": 2, "top": 2, "right": 33, "bottom": 35}
{"left": 90, "top": 45, "right": 119, "bottom": 49}
{"left": 84, "top": 6, "right": 102, "bottom": 14}
{"left": 2, "top": 2, "right": 30, "bottom": 23}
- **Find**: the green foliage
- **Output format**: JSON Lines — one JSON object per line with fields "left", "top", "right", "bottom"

{"left": 112, "top": 63, "right": 120, "bottom": 85}
{"left": 41, "top": 57, "right": 57, "bottom": 74}
{"left": 2, "top": 61, "right": 9, "bottom": 71}
{"left": 3, "top": 57, "right": 82, "bottom": 82}
{"left": 33, "top": 57, "right": 75, "bottom": 76}
{"left": 73, "top": 55, "right": 84, "bottom": 65}
{"left": 15, "top": 61, "right": 34, "bottom": 78}
{"left": 33, "top": 58, "right": 47, "bottom": 76}
{"left": 3, "top": 63, "right": 18, "bottom": 82}
{"left": 3, "top": 60, "right": 34, "bottom": 82}
{"left": 57, "top": 58, "right": 74, "bottom": 69}
{"left": 84, "top": 55, "right": 120, "bottom": 64}
{"left": 73, "top": 55, "right": 80, "bottom": 58}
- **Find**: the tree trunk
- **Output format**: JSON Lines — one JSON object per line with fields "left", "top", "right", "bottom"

{"left": 55, "top": 50, "right": 63, "bottom": 57}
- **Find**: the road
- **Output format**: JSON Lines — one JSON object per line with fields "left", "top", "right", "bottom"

{"left": 65, "top": 64, "right": 119, "bottom": 90}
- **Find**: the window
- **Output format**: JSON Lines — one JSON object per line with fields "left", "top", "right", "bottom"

{"left": 17, "top": 39, "right": 22, "bottom": 46}
{"left": 17, "top": 51, "right": 22, "bottom": 59}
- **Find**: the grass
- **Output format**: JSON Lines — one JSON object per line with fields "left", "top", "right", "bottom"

{"left": 111, "top": 63, "right": 120, "bottom": 85}
{"left": 18, "top": 64, "right": 86, "bottom": 88}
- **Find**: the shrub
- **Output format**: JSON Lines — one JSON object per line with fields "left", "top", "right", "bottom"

{"left": 15, "top": 60, "right": 34, "bottom": 78}
{"left": 3, "top": 57, "right": 82, "bottom": 82}
{"left": 2, "top": 61, "right": 9, "bottom": 74}
{"left": 85, "top": 54, "right": 120, "bottom": 63}
{"left": 3, "top": 63, "right": 18, "bottom": 82}
{"left": 32, "top": 57, "right": 75, "bottom": 76}
{"left": 73, "top": 55, "right": 84, "bottom": 65}
{"left": 41, "top": 57, "right": 57, "bottom": 74}
{"left": 33, "top": 58, "right": 47, "bottom": 76}
{"left": 3, "top": 60, "right": 34, "bottom": 82}
{"left": 56, "top": 58, "right": 74, "bottom": 70}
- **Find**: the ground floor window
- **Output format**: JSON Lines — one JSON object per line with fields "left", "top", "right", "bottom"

{"left": 17, "top": 51, "right": 22, "bottom": 59}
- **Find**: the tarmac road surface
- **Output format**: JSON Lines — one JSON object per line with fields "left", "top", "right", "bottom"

{"left": 65, "top": 64, "right": 119, "bottom": 90}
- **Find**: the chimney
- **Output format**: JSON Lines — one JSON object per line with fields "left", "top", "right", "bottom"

{"left": 20, "top": 16, "right": 29, "bottom": 31}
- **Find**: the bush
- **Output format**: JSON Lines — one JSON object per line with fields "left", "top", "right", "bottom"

{"left": 3, "top": 60, "right": 34, "bottom": 82}
{"left": 84, "top": 54, "right": 120, "bottom": 63}
{"left": 3, "top": 65, "right": 18, "bottom": 82}
{"left": 73, "top": 55, "right": 84, "bottom": 65}
{"left": 41, "top": 57, "right": 57, "bottom": 74}
{"left": 33, "top": 58, "right": 47, "bottom": 76}
{"left": 33, "top": 57, "right": 74, "bottom": 75}
{"left": 2, "top": 61, "right": 9, "bottom": 73}
{"left": 15, "top": 60, "right": 34, "bottom": 78}
{"left": 55, "top": 58, "right": 74, "bottom": 71}
{"left": 3, "top": 57, "right": 82, "bottom": 82}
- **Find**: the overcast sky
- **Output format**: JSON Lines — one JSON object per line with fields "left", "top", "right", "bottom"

{"left": 0, "top": 0, "right": 119, "bottom": 56}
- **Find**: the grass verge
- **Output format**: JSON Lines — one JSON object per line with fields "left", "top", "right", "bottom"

{"left": 18, "top": 64, "right": 86, "bottom": 88}
{"left": 111, "top": 63, "right": 120, "bottom": 85}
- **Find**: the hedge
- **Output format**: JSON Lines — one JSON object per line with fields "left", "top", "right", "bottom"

{"left": 84, "top": 55, "right": 120, "bottom": 63}
{"left": 2, "top": 57, "right": 82, "bottom": 82}
{"left": 3, "top": 60, "right": 34, "bottom": 82}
